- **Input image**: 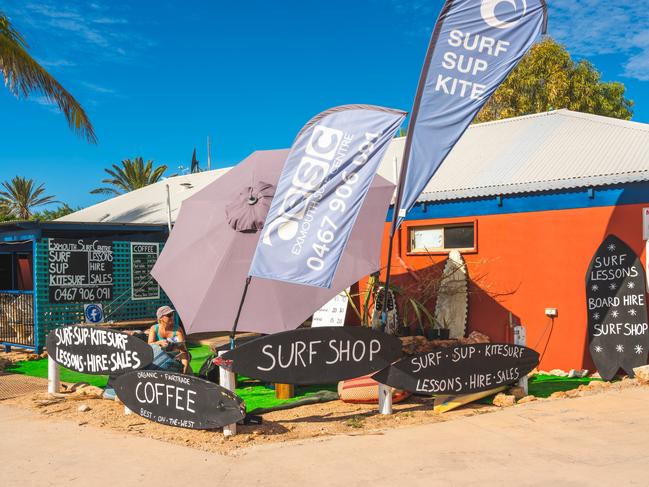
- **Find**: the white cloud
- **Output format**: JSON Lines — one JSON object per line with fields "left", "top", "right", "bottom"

{"left": 80, "top": 82, "right": 116, "bottom": 95}
{"left": 547, "top": 0, "right": 649, "bottom": 81}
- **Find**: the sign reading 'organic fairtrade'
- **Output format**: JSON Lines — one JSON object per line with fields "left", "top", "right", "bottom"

{"left": 114, "top": 371, "right": 246, "bottom": 430}
{"left": 586, "top": 235, "right": 649, "bottom": 381}
{"left": 131, "top": 242, "right": 160, "bottom": 300}
{"left": 372, "top": 344, "right": 539, "bottom": 395}
{"left": 48, "top": 239, "right": 113, "bottom": 303}
{"left": 223, "top": 327, "right": 403, "bottom": 385}
{"left": 46, "top": 325, "right": 153, "bottom": 375}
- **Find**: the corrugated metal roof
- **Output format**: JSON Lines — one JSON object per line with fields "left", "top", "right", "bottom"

{"left": 377, "top": 109, "right": 649, "bottom": 202}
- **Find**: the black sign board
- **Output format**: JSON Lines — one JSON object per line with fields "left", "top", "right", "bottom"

{"left": 223, "top": 327, "right": 403, "bottom": 385}
{"left": 46, "top": 325, "right": 153, "bottom": 375}
{"left": 114, "top": 371, "right": 246, "bottom": 430}
{"left": 372, "top": 343, "right": 539, "bottom": 395}
{"left": 131, "top": 242, "right": 160, "bottom": 300}
{"left": 586, "top": 235, "right": 649, "bottom": 381}
{"left": 48, "top": 239, "right": 113, "bottom": 303}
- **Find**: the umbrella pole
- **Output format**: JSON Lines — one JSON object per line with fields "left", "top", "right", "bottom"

{"left": 230, "top": 276, "right": 252, "bottom": 349}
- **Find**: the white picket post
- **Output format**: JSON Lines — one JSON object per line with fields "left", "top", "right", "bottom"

{"left": 47, "top": 356, "right": 60, "bottom": 394}
{"left": 378, "top": 384, "right": 393, "bottom": 414}
{"left": 219, "top": 351, "right": 237, "bottom": 436}
{"left": 514, "top": 325, "right": 528, "bottom": 395}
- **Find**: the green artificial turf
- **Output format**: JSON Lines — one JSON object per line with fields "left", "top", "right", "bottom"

{"left": 528, "top": 373, "right": 600, "bottom": 398}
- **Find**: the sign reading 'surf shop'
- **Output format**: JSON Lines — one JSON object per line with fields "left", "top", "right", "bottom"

{"left": 249, "top": 105, "right": 405, "bottom": 288}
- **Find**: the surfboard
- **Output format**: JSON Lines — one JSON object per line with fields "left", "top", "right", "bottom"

{"left": 434, "top": 250, "right": 468, "bottom": 339}
{"left": 433, "top": 386, "right": 507, "bottom": 414}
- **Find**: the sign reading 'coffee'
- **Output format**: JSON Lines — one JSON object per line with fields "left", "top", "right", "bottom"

{"left": 586, "top": 235, "right": 649, "bottom": 381}
{"left": 48, "top": 239, "right": 113, "bottom": 303}
{"left": 114, "top": 371, "right": 246, "bottom": 430}
{"left": 372, "top": 344, "right": 539, "bottom": 395}
{"left": 46, "top": 325, "right": 153, "bottom": 375}
{"left": 223, "top": 327, "right": 403, "bottom": 385}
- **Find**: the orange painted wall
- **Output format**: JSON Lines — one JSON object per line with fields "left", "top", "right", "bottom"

{"left": 379, "top": 202, "right": 648, "bottom": 371}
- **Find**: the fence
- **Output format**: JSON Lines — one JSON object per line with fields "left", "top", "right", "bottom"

{"left": 0, "top": 291, "right": 34, "bottom": 347}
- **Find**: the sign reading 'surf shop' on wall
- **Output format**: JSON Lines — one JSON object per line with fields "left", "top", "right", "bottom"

{"left": 48, "top": 239, "right": 113, "bottom": 303}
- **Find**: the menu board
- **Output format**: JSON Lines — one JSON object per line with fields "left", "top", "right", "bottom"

{"left": 48, "top": 239, "right": 113, "bottom": 303}
{"left": 311, "top": 289, "right": 349, "bottom": 327}
{"left": 586, "top": 235, "right": 649, "bottom": 381}
{"left": 131, "top": 242, "right": 160, "bottom": 300}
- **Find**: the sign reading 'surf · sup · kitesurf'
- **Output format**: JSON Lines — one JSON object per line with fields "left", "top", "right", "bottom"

{"left": 223, "top": 327, "right": 403, "bottom": 385}
{"left": 586, "top": 235, "right": 649, "bottom": 381}
{"left": 372, "top": 344, "right": 539, "bottom": 395}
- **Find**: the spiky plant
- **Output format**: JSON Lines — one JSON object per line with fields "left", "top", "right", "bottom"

{"left": 0, "top": 11, "right": 96, "bottom": 142}
{"left": 0, "top": 176, "right": 58, "bottom": 220}
{"left": 91, "top": 157, "right": 168, "bottom": 196}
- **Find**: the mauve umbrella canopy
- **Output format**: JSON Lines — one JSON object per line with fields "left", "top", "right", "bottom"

{"left": 152, "top": 149, "right": 395, "bottom": 335}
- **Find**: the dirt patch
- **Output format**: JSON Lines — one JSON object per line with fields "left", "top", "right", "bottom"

{"left": 3, "top": 375, "right": 645, "bottom": 455}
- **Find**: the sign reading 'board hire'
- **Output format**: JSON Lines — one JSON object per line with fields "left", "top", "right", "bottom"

{"left": 372, "top": 344, "right": 539, "bottom": 395}
{"left": 586, "top": 235, "right": 649, "bottom": 381}
{"left": 114, "top": 371, "right": 246, "bottom": 430}
{"left": 131, "top": 242, "right": 160, "bottom": 300}
{"left": 48, "top": 239, "right": 113, "bottom": 303}
{"left": 223, "top": 327, "right": 403, "bottom": 385}
{"left": 46, "top": 325, "right": 153, "bottom": 375}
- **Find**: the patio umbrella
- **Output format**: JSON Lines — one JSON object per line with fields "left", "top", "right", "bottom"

{"left": 151, "top": 149, "right": 394, "bottom": 336}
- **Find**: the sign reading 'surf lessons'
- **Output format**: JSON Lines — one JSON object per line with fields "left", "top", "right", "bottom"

{"left": 223, "top": 327, "right": 403, "bottom": 385}
{"left": 48, "top": 239, "right": 113, "bottom": 303}
{"left": 586, "top": 235, "right": 649, "bottom": 381}
{"left": 131, "top": 242, "right": 161, "bottom": 300}
{"left": 46, "top": 325, "right": 153, "bottom": 375}
{"left": 114, "top": 371, "right": 246, "bottom": 430}
{"left": 372, "top": 344, "right": 539, "bottom": 395}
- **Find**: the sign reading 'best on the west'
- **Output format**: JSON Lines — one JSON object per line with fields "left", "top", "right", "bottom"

{"left": 48, "top": 238, "right": 114, "bottom": 303}
{"left": 223, "top": 327, "right": 403, "bottom": 385}
{"left": 586, "top": 235, "right": 649, "bottom": 381}
{"left": 114, "top": 371, "right": 246, "bottom": 430}
{"left": 46, "top": 325, "right": 153, "bottom": 375}
{"left": 372, "top": 344, "right": 539, "bottom": 395}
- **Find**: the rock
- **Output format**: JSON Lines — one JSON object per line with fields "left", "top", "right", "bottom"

{"left": 72, "top": 385, "right": 104, "bottom": 399}
{"left": 516, "top": 395, "right": 537, "bottom": 404}
{"left": 458, "top": 331, "right": 491, "bottom": 345}
{"left": 568, "top": 369, "right": 589, "bottom": 378}
{"left": 565, "top": 389, "right": 583, "bottom": 398}
{"left": 632, "top": 365, "right": 649, "bottom": 384}
{"left": 493, "top": 393, "right": 516, "bottom": 408}
{"left": 549, "top": 391, "right": 568, "bottom": 399}
{"left": 78, "top": 404, "right": 91, "bottom": 412}
{"left": 548, "top": 369, "right": 568, "bottom": 377}
{"left": 588, "top": 380, "right": 610, "bottom": 390}
{"left": 507, "top": 386, "right": 527, "bottom": 400}
{"left": 589, "top": 372, "right": 602, "bottom": 379}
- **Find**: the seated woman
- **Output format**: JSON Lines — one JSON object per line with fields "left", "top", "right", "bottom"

{"left": 148, "top": 306, "right": 192, "bottom": 374}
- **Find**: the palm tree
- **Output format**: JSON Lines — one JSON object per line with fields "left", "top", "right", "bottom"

{"left": 0, "top": 176, "right": 58, "bottom": 220}
{"left": 0, "top": 11, "right": 96, "bottom": 143}
{"left": 91, "top": 157, "right": 168, "bottom": 196}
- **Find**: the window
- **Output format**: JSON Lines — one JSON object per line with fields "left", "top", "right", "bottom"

{"left": 409, "top": 223, "right": 475, "bottom": 253}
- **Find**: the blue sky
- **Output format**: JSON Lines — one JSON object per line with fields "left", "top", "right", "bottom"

{"left": 1, "top": 0, "right": 648, "bottom": 210}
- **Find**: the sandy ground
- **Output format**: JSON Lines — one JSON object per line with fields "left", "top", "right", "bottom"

{"left": 2, "top": 385, "right": 649, "bottom": 486}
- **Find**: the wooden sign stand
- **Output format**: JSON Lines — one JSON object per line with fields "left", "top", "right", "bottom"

{"left": 275, "top": 383, "right": 294, "bottom": 399}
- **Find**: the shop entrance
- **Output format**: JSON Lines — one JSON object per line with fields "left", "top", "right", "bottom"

{"left": 0, "top": 242, "right": 35, "bottom": 348}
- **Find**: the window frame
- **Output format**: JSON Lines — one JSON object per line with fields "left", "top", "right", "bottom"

{"left": 406, "top": 220, "right": 478, "bottom": 255}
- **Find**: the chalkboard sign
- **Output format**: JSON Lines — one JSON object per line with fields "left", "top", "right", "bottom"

{"left": 586, "top": 235, "right": 649, "bottom": 381}
{"left": 131, "top": 242, "right": 160, "bottom": 300}
{"left": 48, "top": 239, "right": 113, "bottom": 303}
{"left": 46, "top": 325, "right": 153, "bottom": 375}
{"left": 114, "top": 371, "right": 246, "bottom": 430}
{"left": 223, "top": 327, "right": 403, "bottom": 385}
{"left": 372, "top": 343, "right": 539, "bottom": 395}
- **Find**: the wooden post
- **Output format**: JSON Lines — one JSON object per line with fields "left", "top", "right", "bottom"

{"left": 275, "top": 383, "right": 294, "bottom": 399}
{"left": 219, "top": 351, "right": 237, "bottom": 436}
{"left": 378, "top": 384, "right": 392, "bottom": 414}
{"left": 47, "top": 356, "right": 60, "bottom": 394}
{"left": 514, "top": 325, "right": 528, "bottom": 395}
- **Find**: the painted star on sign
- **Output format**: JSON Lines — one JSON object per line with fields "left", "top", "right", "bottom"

{"left": 616, "top": 344, "right": 624, "bottom": 353}
{"left": 594, "top": 345, "right": 603, "bottom": 353}
{"left": 591, "top": 284, "right": 599, "bottom": 292}
{"left": 607, "top": 243, "right": 616, "bottom": 252}
{"left": 635, "top": 345, "right": 644, "bottom": 355}
{"left": 593, "top": 312, "right": 600, "bottom": 320}
{"left": 609, "top": 283, "right": 617, "bottom": 291}
{"left": 611, "top": 310, "right": 620, "bottom": 318}
{"left": 628, "top": 282, "right": 635, "bottom": 290}
{"left": 629, "top": 308, "right": 638, "bottom": 316}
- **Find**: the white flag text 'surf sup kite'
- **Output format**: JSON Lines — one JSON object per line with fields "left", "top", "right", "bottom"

{"left": 395, "top": 0, "right": 548, "bottom": 227}
{"left": 250, "top": 105, "right": 406, "bottom": 288}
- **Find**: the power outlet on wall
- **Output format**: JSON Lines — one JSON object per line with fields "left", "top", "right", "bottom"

{"left": 545, "top": 308, "right": 558, "bottom": 318}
